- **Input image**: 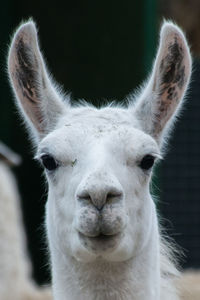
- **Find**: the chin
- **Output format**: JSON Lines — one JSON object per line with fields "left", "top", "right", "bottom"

{"left": 70, "top": 230, "right": 135, "bottom": 263}
{"left": 79, "top": 231, "right": 122, "bottom": 254}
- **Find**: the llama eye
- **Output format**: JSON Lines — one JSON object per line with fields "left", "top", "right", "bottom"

{"left": 139, "top": 155, "right": 155, "bottom": 171}
{"left": 41, "top": 154, "right": 58, "bottom": 171}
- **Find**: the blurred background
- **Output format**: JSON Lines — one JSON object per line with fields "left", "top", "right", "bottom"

{"left": 0, "top": 0, "right": 200, "bottom": 285}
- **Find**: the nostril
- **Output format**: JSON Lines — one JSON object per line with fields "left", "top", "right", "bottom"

{"left": 107, "top": 192, "right": 123, "bottom": 199}
{"left": 77, "top": 191, "right": 91, "bottom": 204}
{"left": 107, "top": 190, "right": 123, "bottom": 202}
{"left": 77, "top": 194, "right": 90, "bottom": 201}
{"left": 77, "top": 191, "right": 103, "bottom": 210}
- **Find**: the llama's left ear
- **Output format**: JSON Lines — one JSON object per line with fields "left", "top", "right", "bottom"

{"left": 8, "top": 21, "right": 68, "bottom": 143}
{"left": 133, "top": 22, "right": 192, "bottom": 144}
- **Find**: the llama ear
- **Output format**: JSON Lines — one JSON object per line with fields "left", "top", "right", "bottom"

{"left": 8, "top": 21, "right": 67, "bottom": 142}
{"left": 133, "top": 22, "right": 192, "bottom": 144}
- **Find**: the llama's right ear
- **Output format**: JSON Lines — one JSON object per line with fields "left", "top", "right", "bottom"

{"left": 8, "top": 21, "right": 68, "bottom": 142}
{"left": 133, "top": 22, "right": 192, "bottom": 146}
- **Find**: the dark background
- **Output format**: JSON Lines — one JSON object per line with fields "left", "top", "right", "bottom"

{"left": 0, "top": 0, "right": 199, "bottom": 285}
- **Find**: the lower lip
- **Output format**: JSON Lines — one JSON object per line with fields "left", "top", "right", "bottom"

{"left": 79, "top": 232, "right": 120, "bottom": 240}
{"left": 78, "top": 232, "right": 121, "bottom": 251}
{"left": 90, "top": 233, "right": 118, "bottom": 240}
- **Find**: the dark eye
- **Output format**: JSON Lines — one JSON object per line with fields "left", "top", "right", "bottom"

{"left": 41, "top": 154, "right": 58, "bottom": 171}
{"left": 139, "top": 155, "right": 155, "bottom": 171}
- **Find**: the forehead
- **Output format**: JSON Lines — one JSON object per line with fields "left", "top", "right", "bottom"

{"left": 62, "top": 106, "right": 137, "bottom": 129}
{"left": 38, "top": 106, "right": 158, "bottom": 155}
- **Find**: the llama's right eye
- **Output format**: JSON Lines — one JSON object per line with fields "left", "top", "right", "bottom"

{"left": 139, "top": 154, "right": 155, "bottom": 171}
{"left": 41, "top": 154, "right": 58, "bottom": 171}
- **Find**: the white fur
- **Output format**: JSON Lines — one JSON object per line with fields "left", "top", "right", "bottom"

{"left": 8, "top": 20, "right": 192, "bottom": 300}
{"left": 178, "top": 271, "right": 200, "bottom": 300}
{"left": 0, "top": 145, "right": 52, "bottom": 300}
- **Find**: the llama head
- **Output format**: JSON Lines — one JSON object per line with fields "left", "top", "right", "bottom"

{"left": 8, "top": 21, "right": 191, "bottom": 263}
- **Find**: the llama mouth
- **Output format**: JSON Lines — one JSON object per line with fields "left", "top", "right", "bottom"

{"left": 78, "top": 231, "right": 120, "bottom": 240}
{"left": 78, "top": 232, "right": 121, "bottom": 253}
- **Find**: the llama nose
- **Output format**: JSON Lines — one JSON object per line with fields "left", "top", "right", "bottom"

{"left": 77, "top": 186, "right": 123, "bottom": 211}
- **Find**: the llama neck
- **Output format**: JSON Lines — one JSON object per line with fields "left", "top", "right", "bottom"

{"left": 51, "top": 227, "right": 161, "bottom": 300}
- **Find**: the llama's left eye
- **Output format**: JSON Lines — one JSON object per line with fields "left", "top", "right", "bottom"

{"left": 139, "top": 155, "right": 155, "bottom": 171}
{"left": 41, "top": 154, "right": 58, "bottom": 171}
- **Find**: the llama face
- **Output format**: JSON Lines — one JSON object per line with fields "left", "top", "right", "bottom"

{"left": 37, "top": 107, "right": 160, "bottom": 261}
{"left": 8, "top": 21, "right": 191, "bottom": 265}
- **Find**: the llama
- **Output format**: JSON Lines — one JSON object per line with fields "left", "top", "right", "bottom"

{"left": 8, "top": 20, "right": 191, "bottom": 300}
{"left": 178, "top": 271, "right": 200, "bottom": 300}
{"left": 0, "top": 142, "right": 52, "bottom": 300}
